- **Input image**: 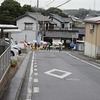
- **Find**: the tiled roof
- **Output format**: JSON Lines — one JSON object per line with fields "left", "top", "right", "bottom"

{"left": 45, "top": 30, "right": 78, "bottom": 38}
{"left": 51, "top": 14, "right": 72, "bottom": 23}
{"left": 16, "top": 12, "right": 50, "bottom": 22}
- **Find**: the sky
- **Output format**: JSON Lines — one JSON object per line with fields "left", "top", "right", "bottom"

{"left": 0, "top": 0, "right": 100, "bottom": 10}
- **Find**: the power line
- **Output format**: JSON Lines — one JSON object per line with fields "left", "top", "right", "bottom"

{"left": 55, "top": 0, "right": 71, "bottom": 8}
{"left": 45, "top": 0, "right": 55, "bottom": 7}
{"left": 44, "top": 0, "right": 53, "bottom": 5}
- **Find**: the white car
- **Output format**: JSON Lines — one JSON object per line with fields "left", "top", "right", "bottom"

{"left": 11, "top": 47, "right": 18, "bottom": 56}
{"left": 5, "top": 38, "right": 21, "bottom": 55}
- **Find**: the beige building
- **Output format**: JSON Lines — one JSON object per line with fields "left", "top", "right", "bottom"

{"left": 84, "top": 16, "right": 100, "bottom": 58}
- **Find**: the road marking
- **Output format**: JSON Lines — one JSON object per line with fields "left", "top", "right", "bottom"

{"left": 26, "top": 52, "right": 34, "bottom": 100}
{"left": 34, "top": 65, "right": 37, "bottom": 68}
{"left": 34, "top": 62, "right": 37, "bottom": 65}
{"left": 33, "top": 87, "right": 39, "bottom": 93}
{"left": 34, "top": 68, "right": 38, "bottom": 71}
{"left": 34, "top": 72, "right": 38, "bottom": 76}
{"left": 66, "top": 78, "right": 80, "bottom": 81}
{"left": 34, "top": 78, "right": 39, "bottom": 82}
{"left": 45, "top": 69, "right": 72, "bottom": 79}
{"left": 66, "top": 52, "right": 100, "bottom": 70}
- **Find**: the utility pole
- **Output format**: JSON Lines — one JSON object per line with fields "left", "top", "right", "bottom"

{"left": 36, "top": 0, "right": 39, "bottom": 40}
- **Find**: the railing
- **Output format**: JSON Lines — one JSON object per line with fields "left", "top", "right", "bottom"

{"left": 0, "top": 46, "right": 11, "bottom": 79}
{"left": 0, "top": 37, "right": 5, "bottom": 45}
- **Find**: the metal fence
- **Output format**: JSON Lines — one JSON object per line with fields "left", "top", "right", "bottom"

{"left": 0, "top": 46, "right": 11, "bottom": 79}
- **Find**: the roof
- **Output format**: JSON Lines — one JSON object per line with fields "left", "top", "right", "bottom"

{"left": 0, "top": 24, "right": 18, "bottom": 29}
{"left": 73, "top": 28, "right": 85, "bottom": 35}
{"left": 0, "top": 29, "right": 21, "bottom": 33}
{"left": 51, "top": 14, "right": 72, "bottom": 23}
{"left": 84, "top": 16, "right": 100, "bottom": 24}
{"left": 45, "top": 30, "right": 78, "bottom": 38}
{"left": 16, "top": 12, "right": 50, "bottom": 22}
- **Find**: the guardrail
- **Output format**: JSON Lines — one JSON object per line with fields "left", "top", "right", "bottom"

{"left": 0, "top": 46, "right": 11, "bottom": 79}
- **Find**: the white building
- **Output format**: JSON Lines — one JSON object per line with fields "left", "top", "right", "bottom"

{"left": 12, "top": 12, "right": 50, "bottom": 43}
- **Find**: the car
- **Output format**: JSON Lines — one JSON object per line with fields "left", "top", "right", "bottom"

{"left": 5, "top": 38, "right": 21, "bottom": 55}
{"left": 11, "top": 47, "right": 18, "bottom": 56}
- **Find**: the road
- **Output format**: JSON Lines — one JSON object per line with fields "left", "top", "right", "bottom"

{"left": 18, "top": 50, "right": 100, "bottom": 100}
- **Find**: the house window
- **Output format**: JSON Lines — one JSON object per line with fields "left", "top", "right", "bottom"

{"left": 25, "top": 23, "right": 33, "bottom": 30}
{"left": 90, "top": 24, "right": 94, "bottom": 33}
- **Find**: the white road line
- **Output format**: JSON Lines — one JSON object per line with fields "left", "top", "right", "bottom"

{"left": 34, "top": 62, "right": 37, "bottom": 65}
{"left": 33, "top": 78, "right": 39, "bottom": 82}
{"left": 26, "top": 52, "right": 34, "bottom": 100}
{"left": 34, "top": 72, "right": 38, "bottom": 76}
{"left": 45, "top": 69, "right": 72, "bottom": 79}
{"left": 33, "top": 87, "right": 39, "bottom": 93}
{"left": 34, "top": 68, "right": 38, "bottom": 71}
{"left": 66, "top": 52, "right": 100, "bottom": 70}
{"left": 66, "top": 78, "right": 80, "bottom": 81}
{"left": 34, "top": 65, "right": 37, "bottom": 68}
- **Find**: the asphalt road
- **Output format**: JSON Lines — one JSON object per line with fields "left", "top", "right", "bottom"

{"left": 18, "top": 50, "right": 100, "bottom": 100}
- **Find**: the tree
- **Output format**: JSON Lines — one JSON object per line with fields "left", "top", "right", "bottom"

{"left": 45, "top": 7, "right": 68, "bottom": 17}
{"left": 0, "top": 0, "right": 22, "bottom": 24}
{"left": 21, "top": 4, "right": 36, "bottom": 14}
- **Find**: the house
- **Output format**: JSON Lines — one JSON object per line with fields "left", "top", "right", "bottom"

{"left": 44, "top": 29, "right": 79, "bottom": 48}
{"left": 0, "top": 24, "right": 18, "bottom": 98}
{"left": 12, "top": 12, "right": 50, "bottom": 43}
{"left": 69, "top": 15, "right": 85, "bottom": 28}
{"left": 49, "top": 14, "right": 72, "bottom": 30}
{"left": 84, "top": 16, "right": 100, "bottom": 58}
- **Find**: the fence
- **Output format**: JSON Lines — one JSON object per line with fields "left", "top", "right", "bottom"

{"left": 0, "top": 46, "right": 11, "bottom": 79}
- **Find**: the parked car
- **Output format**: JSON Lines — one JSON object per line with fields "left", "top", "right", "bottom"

{"left": 5, "top": 38, "right": 21, "bottom": 55}
{"left": 11, "top": 47, "right": 18, "bottom": 56}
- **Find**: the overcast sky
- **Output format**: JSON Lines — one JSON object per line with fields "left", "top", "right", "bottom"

{"left": 0, "top": 0, "right": 100, "bottom": 10}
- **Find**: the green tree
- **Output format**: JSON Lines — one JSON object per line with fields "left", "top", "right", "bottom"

{"left": 45, "top": 7, "right": 68, "bottom": 17}
{"left": 21, "top": 4, "right": 35, "bottom": 14}
{"left": 0, "top": 0, "right": 21, "bottom": 24}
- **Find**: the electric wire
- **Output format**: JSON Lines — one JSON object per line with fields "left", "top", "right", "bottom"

{"left": 45, "top": 0, "right": 55, "bottom": 7}
{"left": 55, "top": 0, "right": 71, "bottom": 8}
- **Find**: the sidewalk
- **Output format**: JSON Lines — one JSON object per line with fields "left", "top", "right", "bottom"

{"left": 66, "top": 50, "right": 100, "bottom": 64}
{"left": 2, "top": 51, "right": 32, "bottom": 100}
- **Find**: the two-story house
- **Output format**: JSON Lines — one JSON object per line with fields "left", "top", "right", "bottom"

{"left": 49, "top": 14, "right": 72, "bottom": 30}
{"left": 12, "top": 12, "right": 50, "bottom": 43}
{"left": 84, "top": 16, "right": 100, "bottom": 58}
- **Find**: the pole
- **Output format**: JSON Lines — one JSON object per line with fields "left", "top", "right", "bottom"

{"left": 36, "top": 0, "right": 39, "bottom": 41}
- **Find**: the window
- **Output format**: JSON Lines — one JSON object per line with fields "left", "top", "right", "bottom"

{"left": 90, "top": 24, "right": 94, "bottom": 33}
{"left": 25, "top": 23, "right": 33, "bottom": 30}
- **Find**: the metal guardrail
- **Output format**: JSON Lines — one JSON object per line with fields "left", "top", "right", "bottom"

{"left": 0, "top": 46, "right": 11, "bottom": 79}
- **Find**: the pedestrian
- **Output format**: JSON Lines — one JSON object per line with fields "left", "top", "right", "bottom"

{"left": 35, "top": 42, "right": 37, "bottom": 50}
{"left": 59, "top": 44, "right": 62, "bottom": 52}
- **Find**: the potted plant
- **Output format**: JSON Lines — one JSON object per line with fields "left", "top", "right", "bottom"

{"left": 11, "top": 60, "right": 17, "bottom": 68}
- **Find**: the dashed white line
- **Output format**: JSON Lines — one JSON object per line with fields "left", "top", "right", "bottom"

{"left": 34, "top": 72, "right": 38, "bottom": 76}
{"left": 33, "top": 87, "right": 39, "bottom": 93}
{"left": 34, "top": 68, "right": 38, "bottom": 71}
{"left": 34, "top": 78, "right": 39, "bottom": 82}
{"left": 34, "top": 65, "right": 37, "bottom": 68}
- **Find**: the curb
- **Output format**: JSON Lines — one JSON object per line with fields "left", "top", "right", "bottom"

{"left": 4, "top": 51, "right": 32, "bottom": 100}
